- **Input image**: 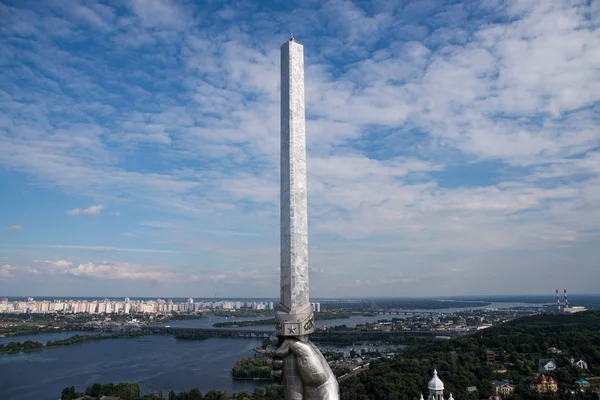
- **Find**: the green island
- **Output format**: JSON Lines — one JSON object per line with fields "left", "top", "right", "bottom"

{"left": 231, "top": 357, "right": 272, "bottom": 380}
{"left": 167, "top": 312, "right": 207, "bottom": 321}
{"left": 231, "top": 350, "right": 353, "bottom": 382}
{"left": 60, "top": 310, "right": 600, "bottom": 399}
{"left": 0, "top": 331, "right": 145, "bottom": 355}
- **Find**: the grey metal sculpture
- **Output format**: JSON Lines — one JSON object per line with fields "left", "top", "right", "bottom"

{"left": 265, "top": 37, "right": 340, "bottom": 400}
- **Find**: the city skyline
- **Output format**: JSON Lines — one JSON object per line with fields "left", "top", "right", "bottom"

{"left": 1, "top": 0, "right": 600, "bottom": 297}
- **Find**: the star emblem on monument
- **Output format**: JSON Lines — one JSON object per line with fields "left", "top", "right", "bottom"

{"left": 287, "top": 326, "right": 297, "bottom": 334}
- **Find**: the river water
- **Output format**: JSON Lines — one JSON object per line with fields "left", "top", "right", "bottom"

{"left": 0, "top": 336, "right": 266, "bottom": 400}
{"left": 0, "top": 302, "right": 545, "bottom": 399}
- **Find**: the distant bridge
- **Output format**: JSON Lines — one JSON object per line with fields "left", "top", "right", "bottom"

{"left": 75, "top": 321, "right": 465, "bottom": 339}
{"left": 141, "top": 326, "right": 273, "bottom": 338}
{"left": 75, "top": 321, "right": 142, "bottom": 332}
{"left": 137, "top": 326, "right": 464, "bottom": 339}
{"left": 372, "top": 310, "right": 441, "bottom": 316}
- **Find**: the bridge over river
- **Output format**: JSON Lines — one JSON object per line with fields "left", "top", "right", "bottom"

{"left": 138, "top": 326, "right": 464, "bottom": 339}
{"left": 372, "top": 310, "right": 440, "bottom": 316}
{"left": 142, "top": 326, "right": 273, "bottom": 338}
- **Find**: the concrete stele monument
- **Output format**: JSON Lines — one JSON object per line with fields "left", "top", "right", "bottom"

{"left": 277, "top": 36, "right": 313, "bottom": 335}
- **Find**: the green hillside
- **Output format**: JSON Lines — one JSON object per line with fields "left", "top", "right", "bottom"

{"left": 340, "top": 311, "right": 600, "bottom": 400}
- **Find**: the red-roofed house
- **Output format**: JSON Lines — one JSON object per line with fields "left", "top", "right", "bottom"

{"left": 530, "top": 375, "right": 558, "bottom": 393}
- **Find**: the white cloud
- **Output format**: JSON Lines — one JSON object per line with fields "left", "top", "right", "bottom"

{"left": 6, "top": 225, "right": 24, "bottom": 232}
{"left": 2, "top": 259, "right": 207, "bottom": 285}
{"left": 66, "top": 205, "right": 104, "bottom": 216}
{"left": 126, "top": 0, "right": 189, "bottom": 29}
{"left": 33, "top": 259, "right": 73, "bottom": 268}
{"left": 8, "top": 244, "right": 194, "bottom": 254}
{"left": 54, "top": 260, "right": 72, "bottom": 268}
{"left": 0, "top": 264, "right": 16, "bottom": 280}
{"left": 66, "top": 261, "right": 173, "bottom": 281}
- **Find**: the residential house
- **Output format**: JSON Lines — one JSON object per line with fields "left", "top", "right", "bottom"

{"left": 538, "top": 358, "right": 557, "bottom": 373}
{"left": 492, "top": 380, "right": 516, "bottom": 396}
{"left": 530, "top": 375, "right": 558, "bottom": 393}
{"left": 547, "top": 347, "right": 562, "bottom": 354}
{"left": 575, "top": 379, "right": 591, "bottom": 390}
{"left": 484, "top": 350, "right": 500, "bottom": 362}
{"left": 570, "top": 358, "right": 589, "bottom": 369}
{"left": 466, "top": 386, "right": 478, "bottom": 394}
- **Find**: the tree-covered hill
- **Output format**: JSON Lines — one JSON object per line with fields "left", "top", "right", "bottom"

{"left": 340, "top": 311, "right": 600, "bottom": 400}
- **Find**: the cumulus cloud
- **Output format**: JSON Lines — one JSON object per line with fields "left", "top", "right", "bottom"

{"left": 66, "top": 205, "right": 104, "bottom": 216}
{"left": 34, "top": 259, "right": 73, "bottom": 268}
{"left": 54, "top": 260, "right": 72, "bottom": 268}
{"left": 65, "top": 261, "right": 173, "bottom": 281}
{"left": 5, "top": 225, "right": 24, "bottom": 232}
{"left": 9, "top": 259, "right": 180, "bottom": 282}
{"left": 0, "top": 265, "right": 16, "bottom": 280}
{"left": 12, "top": 244, "right": 194, "bottom": 254}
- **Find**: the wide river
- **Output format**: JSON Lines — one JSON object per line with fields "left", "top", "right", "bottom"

{"left": 0, "top": 302, "right": 544, "bottom": 399}
{"left": 1, "top": 336, "right": 267, "bottom": 400}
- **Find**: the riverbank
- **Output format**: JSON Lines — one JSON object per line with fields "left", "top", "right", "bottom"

{"left": 0, "top": 332, "right": 145, "bottom": 355}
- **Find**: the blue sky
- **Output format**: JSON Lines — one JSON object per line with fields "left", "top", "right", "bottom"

{"left": 1, "top": 0, "right": 599, "bottom": 298}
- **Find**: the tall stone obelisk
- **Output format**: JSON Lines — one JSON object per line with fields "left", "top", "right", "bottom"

{"left": 276, "top": 37, "right": 314, "bottom": 336}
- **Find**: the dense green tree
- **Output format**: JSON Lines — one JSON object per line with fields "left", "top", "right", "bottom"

{"left": 114, "top": 382, "right": 141, "bottom": 400}
{"left": 251, "top": 388, "right": 265, "bottom": 400}
{"left": 61, "top": 385, "right": 76, "bottom": 400}
{"left": 86, "top": 383, "right": 103, "bottom": 397}
{"left": 204, "top": 389, "right": 227, "bottom": 400}
{"left": 188, "top": 388, "right": 202, "bottom": 400}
